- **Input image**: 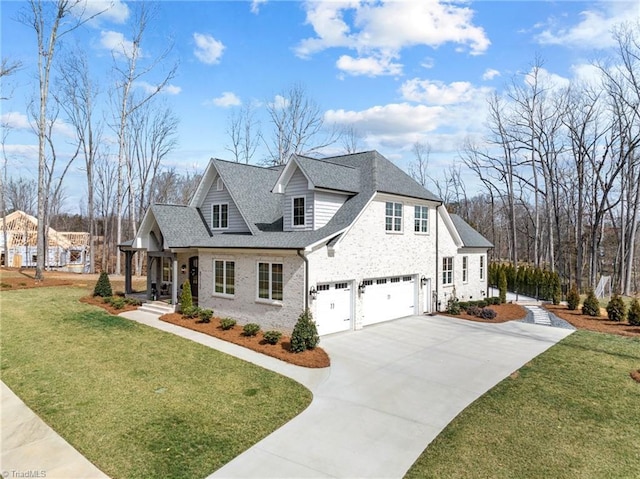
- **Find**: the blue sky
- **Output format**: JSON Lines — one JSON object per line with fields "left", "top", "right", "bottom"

{"left": 2, "top": 0, "right": 639, "bottom": 211}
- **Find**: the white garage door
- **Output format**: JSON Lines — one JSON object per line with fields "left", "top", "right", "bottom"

{"left": 362, "top": 276, "right": 415, "bottom": 326}
{"left": 315, "top": 282, "right": 352, "bottom": 336}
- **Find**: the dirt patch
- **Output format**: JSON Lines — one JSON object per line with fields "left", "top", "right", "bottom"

{"left": 543, "top": 304, "right": 640, "bottom": 338}
{"left": 160, "top": 313, "right": 330, "bottom": 369}
{"left": 443, "top": 302, "right": 528, "bottom": 323}
{"left": 0, "top": 268, "right": 73, "bottom": 289}
{"left": 631, "top": 370, "right": 640, "bottom": 383}
{"left": 80, "top": 295, "right": 140, "bottom": 315}
{"left": 0, "top": 267, "right": 146, "bottom": 292}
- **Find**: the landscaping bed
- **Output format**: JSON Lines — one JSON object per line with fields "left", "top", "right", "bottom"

{"left": 80, "top": 295, "right": 140, "bottom": 315}
{"left": 543, "top": 303, "right": 640, "bottom": 337}
{"left": 160, "top": 313, "right": 330, "bottom": 368}
{"left": 443, "top": 302, "right": 527, "bottom": 323}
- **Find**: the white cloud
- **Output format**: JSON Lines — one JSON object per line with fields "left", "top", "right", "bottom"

{"left": 1, "top": 111, "right": 31, "bottom": 130}
{"left": 534, "top": 2, "right": 638, "bottom": 49}
{"left": 524, "top": 67, "right": 571, "bottom": 91}
{"left": 296, "top": 1, "right": 490, "bottom": 76}
{"left": 336, "top": 53, "right": 402, "bottom": 77}
{"left": 72, "top": 0, "right": 129, "bottom": 24}
{"left": 135, "top": 81, "right": 182, "bottom": 95}
{"left": 570, "top": 63, "right": 603, "bottom": 86}
{"left": 212, "top": 92, "right": 241, "bottom": 108}
{"left": 400, "top": 79, "right": 490, "bottom": 105}
{"left": 100, "top": 30, "right": 137, "bottom": 58}
{"left": 2, "top": 144, "right": 38, "bottom": 160}
{"left": 482, "top": 68, "right": 500, "bottom": 81}
{"left": 269, "top": 94, "right": 289, "bottom": 110}
{"left": 193, "top": 33, "right": 225, "bottom": 65}
{"left": 251, "top": 0, "right": 267, "bottom": 14}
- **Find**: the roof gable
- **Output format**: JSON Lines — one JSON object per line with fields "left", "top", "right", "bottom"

{"left": 449, "top": 213, "right": 494, "bottom": 248}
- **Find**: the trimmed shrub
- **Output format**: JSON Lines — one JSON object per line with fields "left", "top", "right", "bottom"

{"left": 291, "top": 309, "right": 319, "bottom": 353}
{"left": 243, "top": 323, "right": 261, "bottom": 337}
{"left": 480, "top": 307, "right": 497, "bottom": 320}
{"left": 180, "top": 280, "right": 193, "bottom": 311}
{"left": 446, "top": 295, "right": 461, "bottom": 315}
{"left": 125, "top": 297, "right": 142, "bottom": 306}
{"left": 109, "top": 297, "right": 126, "bottom": 310}
{"left": 605, "top": 294, "right": 626, "bottom": 322}
{"left": 466, "top": 305, "right": 483, "bottom": 317}
{"left": 263, "top": 330, "right": 283, "bottom": 345}
{"left": 581, "top": 289, "right": 601, "bottom": 317}
{"left": 182, "top": 306, "right": 201, "bottom": 319}
{"left": 567, "top": 287, "right": 580, "bottom": 310}
{"left": 490, "top": 296, "right": 501, "bottom": 305}
{"left": 498, "top": 269, "right": 507, "bottom": 304}
{"left": 551, "top": 274, "right": 562, "bottom": 305}
{"left": 219, "top": 317, "right": 237, "bottom": 330}
{"left": 628, "top": 298, "right": 640, "bottom": 326}
{"left": 198, "top": 309, "right": 213, "bottom": 323}
{"left": 93, "top": 271, "right": 113, "bottom": 298}
{"left": 458, "top": 301, "right": 470, "bottom": 311}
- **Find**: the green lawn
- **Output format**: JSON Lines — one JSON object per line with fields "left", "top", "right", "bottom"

{"left": 405, "top": 330, "right": 640, "bottom": 478}
{"left": 1, "top": 287, "right": 311, "bottom": 479}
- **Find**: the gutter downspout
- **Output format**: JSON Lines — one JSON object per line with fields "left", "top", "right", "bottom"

{"left": 297, "top": 249, "right": 309, "bottom": 310}
{"left": 435, "top": 203, "right": 441, "bottom": 311}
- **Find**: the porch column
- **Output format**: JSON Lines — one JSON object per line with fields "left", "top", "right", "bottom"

{"left": 146, "top": 254, "right": 153, "bottom": 300}
{"left": 124, "top": 250, "right": 133, "bottom": 294}
{"left": 172, "top": 255, "right": 178, "bottom": 306}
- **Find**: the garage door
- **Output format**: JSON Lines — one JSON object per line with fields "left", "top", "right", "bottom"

{"left": 315, "top": 282, "right": 352, "bottom": 336}
{"left": 362, "top": 276, "right": 415, "bottom": 326}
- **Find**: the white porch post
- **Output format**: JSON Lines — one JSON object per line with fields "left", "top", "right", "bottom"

{"left": 172, "top": 255, "right": 178, "bottom": 306}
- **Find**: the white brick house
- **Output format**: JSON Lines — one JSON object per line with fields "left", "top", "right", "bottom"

{"left": 123, "top": 151, "right": 492, "bottom": 335}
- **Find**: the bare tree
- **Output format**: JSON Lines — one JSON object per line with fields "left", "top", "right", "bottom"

{"left": 110, "top": 1, "right": 177, "bottom": 275}
{"left": 4, "top": 177, "right": 38, "bottom": 214}
{"left": 95, "top": 153, "right": 117, "bottom": 272}
{"left": 265, "top": 83, "right": 336, "bottom": 165}
{"left": 225, "top": 103, "right": 261, "bottom": 163}
{"left": 340, "top": 125, "right": 363, "bottom": 154}
{"left": 408, "top": 141, "right": 431, "bottom": 188}
{"left": 20, "top": 0, "right": 105, "bottom": 279}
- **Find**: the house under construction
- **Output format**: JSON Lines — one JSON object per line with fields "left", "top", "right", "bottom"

{"left": 0, "top": 210, "right": 90, "bottom": 272}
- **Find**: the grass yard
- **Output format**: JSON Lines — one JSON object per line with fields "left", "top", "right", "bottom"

{"left": 0, "top": 287, "right": 312, "bottom": 479}
{"left": 405, "top": 330, "right": 640, "bottom": 478}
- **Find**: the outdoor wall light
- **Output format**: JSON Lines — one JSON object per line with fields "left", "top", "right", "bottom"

{"left": 420, "top": 276, "right": 427, "bottom": 287}
{"left": 181, "top": 264, "right": 187, "bottom": 274}
{"left": 481, "top": 290, "right": 486, "bottom": 296}
{"left": 309, "top": 286, "right": 318, "bottom": 300}
{"left": 358, "top": 282, "right": 366, "bottom": 295}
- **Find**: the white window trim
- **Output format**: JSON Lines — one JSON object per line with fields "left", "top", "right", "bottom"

{"left": 414, "top": 205, "right": 429, "bottom": 234}
{"left": 292, "top": 196, "right": 306, "bottom": 228}
{"left": 480, "top": 255, "right": 485, "bottom": 280}
{"left": 211, "top": 202, "right": 229, "bottom": 230}
{"left": 462, "top": 256, "right": 468, "bottom": 284}
{"left": 213, "top": 259, "right": 235, "bottom": 298}
{"left": 216, "top": 177, "right": 223, "bottom": 191}
{"left": 256, "top": 262, "right": 283, "bottom": 305}
{"left": 385, "top": 201, "right": 403, "bottom": 233}
{"left": 442, "top": 256, "right": 454, "bottom": 286}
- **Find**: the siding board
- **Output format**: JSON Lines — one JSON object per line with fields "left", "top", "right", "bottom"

{"left": 201, "top": 175, "right": 250, "bottom": 233}
{"left": 283, "top": 169, "right": 312, "bottom": 231}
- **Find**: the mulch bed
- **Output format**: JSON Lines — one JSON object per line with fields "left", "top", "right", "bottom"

{"left": 631, "top": 370, "right": 640, "bottom": 383}
{"left": 442, "top": 302, "right": 528, "bottom": 323}
{"left": 79, "top": 295, "right": 140, "bottom": 315}
{"left": 543, "top": 304, "right": 640, "bottom": 338}
{"left": 160, "top": 313, "right": 330, "bottom": 369}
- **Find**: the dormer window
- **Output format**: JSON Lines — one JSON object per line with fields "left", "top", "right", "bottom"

{"left": 212, "top": 203, "right": 228, "bottom": 229}
{"left": 293, "top": 196, "right": 305, "bottom": 227}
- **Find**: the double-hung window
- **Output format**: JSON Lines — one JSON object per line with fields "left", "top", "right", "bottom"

{"left": 462, "top": 256, "right": 468, "bottom": 283}
{"left": 480, "top": 255, "right": 485, "bottom": 280}
{"left": 258, "top": 262, "right": 283, "bottom": 301}
{"left": 214, "top": 260, "right": 235, "bottom": 296}
{"left": 414, "top": 205, "right": 429, "bottom": 233}
{"left": 442, "top": 257, "right": 453, "bottom": 286}
{"left": 212, "top": 203, "right": 228, "bottom": 229}
{"left": 385, "top": 202, "right": 403, "bottom": 232}
{"left": 292, "top": 197, "right": 305, "bottom": 227}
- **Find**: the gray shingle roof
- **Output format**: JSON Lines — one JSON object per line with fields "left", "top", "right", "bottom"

{"left": 294, "top": 155, "right": 360, "bottom": 193}
{"left": 151, "top": 204, "right": 211, "bottom": 248}
{"left": 449, "top": 213, "right": 493, "bottom": 248}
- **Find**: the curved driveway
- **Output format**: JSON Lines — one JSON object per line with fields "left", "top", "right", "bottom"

{"left": 210, "top": 315, "right": 573, "bottom": 478}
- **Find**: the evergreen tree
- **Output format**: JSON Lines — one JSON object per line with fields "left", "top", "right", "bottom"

{"left": 93, "top": 271, "right": 113, "bottom": 297}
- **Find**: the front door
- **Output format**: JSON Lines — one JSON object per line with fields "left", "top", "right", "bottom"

{"left": 189, "top": 256, "right": 199, "bottom": 301}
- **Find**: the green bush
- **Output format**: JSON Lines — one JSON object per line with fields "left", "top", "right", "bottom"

{"left": 93, "top": 271, "right": 113, "bottom": 298}
{"left": 498, "top": 269, "right": 507, "bottom": 304}
{"left": 606, "top": 294, "right": 626, "bottom": 322}
{"left": 581, "top": 289, "right": 601, "bottom": 317}
{"left": 180, "top": 280, "right": 193, "bottom": 311}
{"left": 567, "top": 287, "right": 580, "bottom": 310}
{"left": 198, "top": 309, "right": 213, "bottom": 323}
{"left": 551, "top": 274, "right": 562, "bottom": 305}
{"left": 446, "top": 295, "right": 461, "bottom": 315}
{"left": 182, "top": 306, "right": 201, "bottom": 319}
{"left": 242, "top": 323, "right": 261, "bottom": 337}
{"left": 628, "top": 298, "right": 640, "bottom": 326}
{"left": 480, "top": 307, "right": 497, "bottom": 320}
{"left": 263, "top": 330, "right": 282, "bottom": 345}
{"left": 458, "top": 301, "right": 470, "bottom": 311}
{"left": 109, "top": 297, "right": 126, "bottom": 310}
{"left": 490, "top": 296, "right": 501, "bottom": 305}
{"left": 219, "top": 317, "right": 237, "bottom": 330}
{"left": 291, "top": 309, "right": 319, "bottom": 353}
{"left": 125, "top": 298, "right": 142, "bottom": 306}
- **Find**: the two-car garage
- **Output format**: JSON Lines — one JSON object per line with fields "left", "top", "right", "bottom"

{"left": 313, "top": 276, "right": 417, "bottom": 335}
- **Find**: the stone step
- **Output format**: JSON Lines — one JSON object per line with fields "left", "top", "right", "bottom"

{"left": 139, "top": 301, "right": 175, "bottom": 315}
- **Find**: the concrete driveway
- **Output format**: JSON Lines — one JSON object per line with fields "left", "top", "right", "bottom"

{"left": 210, "top": 315, "right": 573, "bottom": 478}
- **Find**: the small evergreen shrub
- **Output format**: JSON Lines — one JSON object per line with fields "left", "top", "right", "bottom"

{"left": 628, "top": 298, "right": 640, "bottom": 326}
{"left": 491, "top": 296, "right": 501, "bottom": 305}
{"left": 458, "top": 301, "right": 470, "bottom": 310}
{"left": 498, "top": 270, "right": 507, "bottom": 304}
{"left": 581, "top": 289, "right": 601, "bottom": 317}
{"left": 180, "top": 280, "right": 193, "bottom": 311}
{"left": 567, "top": 287, "right": 580, "bottom": 310}
{"left": 480, "top": 307, "right": 497, "bottom": 320}
{"left": 551, "top": 275, "right": 562, "bottom": 305}
{"left": 125, "top": 298, "right": 142, "bottom": 306}
{"left": 477, "top": 300, "right": 488, "bottom": 308}
{"left": 93, "top": 271, "right": 113, "bottom": 297}
{"left": 182, "top": 306, "right": 201, "bottom": 319}
{"left": 606, "top": 294, "right": 626, "bottom": 322}
{"left": 243, "top": 323, "right": 261, "bottom": 337}
{"left": 466, "top": 305, "right": 483, "bottom": 317}
{"left": 109, "top": 297, "right": 126, "bottom": 310}
{"left": 219, "top": 317, "right": 237, "bottom": 330}
{"left": 263, "top": 330, "right": 283, "bottom": 345}
{"left": 291, "top": 309, "right": 319, "bottom": 353}
{"left": 446, "top": 296, "right": 461, "bottom": 315}
{"left": 198, "top": 309, "right": 213, "bottom": 323}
